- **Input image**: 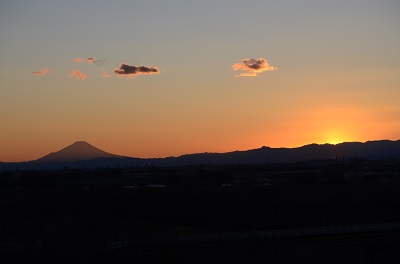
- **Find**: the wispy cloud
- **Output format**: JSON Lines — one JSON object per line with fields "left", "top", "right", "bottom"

{"left": 68, "top": 70, "right": 87, "bottom": 80}
{"left": 102, "top": 70, "right": 111, "bottom": 78}
{"left": 114, "top": 64, "right": 160, "bottom": 78}
{"left": 33, "top": 68, "right": 51, "bottom": 75}
{"left": 73, "top": 57, "right": 95, "bottom": 64}
{"left": 236, "top": 72, "right": 257, "bottom": 77}
{"left": 232, "top": 58, "right": 277, "bottom": 77}
{"left": 73, "top": 57, "right": 106, "bottom": 66}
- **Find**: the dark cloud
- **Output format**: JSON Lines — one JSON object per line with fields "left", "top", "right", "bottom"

{"left": 114, "top": 64, "right": 160, "bottom": 78}
{"left": 232, "top": 58, "right": 277, "bottom": 77}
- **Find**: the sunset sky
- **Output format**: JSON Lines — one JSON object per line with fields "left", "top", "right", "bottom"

{"left": 1, "top": 0, "right": 399, "bottom": 162}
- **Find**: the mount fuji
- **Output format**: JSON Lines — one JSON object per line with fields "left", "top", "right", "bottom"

{"left": 36, "top": 141, "right": 123, "bottom": 162}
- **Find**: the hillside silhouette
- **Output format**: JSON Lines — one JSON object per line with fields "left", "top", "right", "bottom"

{"left": 0, "top": 140, "right": 399, "bottom": 170}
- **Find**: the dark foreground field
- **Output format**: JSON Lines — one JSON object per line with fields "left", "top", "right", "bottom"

{"left": 1, "top": 166, "right": 400, "bottom": 263}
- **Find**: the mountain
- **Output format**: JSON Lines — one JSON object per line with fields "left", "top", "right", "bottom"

{"left": 168, "top": 140, "right": 400, "bottom": 165}
{"left": 36, "top": 141, "right": 123, "bottom": 162}
{"left": 0, "top": 140, "right": 399, "bottom": 170}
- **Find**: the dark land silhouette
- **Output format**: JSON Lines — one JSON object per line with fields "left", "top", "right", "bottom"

{"left": 1, "top": 139, "right": 399, "bottom": 170}
{"left": 1, "top": 139, "right": 400, "bottom": 263}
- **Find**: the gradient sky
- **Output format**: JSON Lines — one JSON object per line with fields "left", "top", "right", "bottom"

{"left": 1, "top": 0, "right": 399, "bottom": 162}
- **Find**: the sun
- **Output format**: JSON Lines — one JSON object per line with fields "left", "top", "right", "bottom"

{"left": 323, "top": 130, "right": 349, "bottom": 145}
{"left": 326, "top": 137, "right": 343, "bottom": 145}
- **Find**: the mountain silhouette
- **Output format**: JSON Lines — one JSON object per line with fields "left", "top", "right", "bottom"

{"left": 172, "top": 140, "right": 400, "bottom": 165}
{"left": 1, "top": 140, "right": 399, "bottom": 170}
{"left": 36, "top": 141, "right": 123, "bottom": 162}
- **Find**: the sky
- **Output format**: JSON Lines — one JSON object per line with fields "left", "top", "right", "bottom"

{"left": 0, "top": 0, "right": 399, "bottom": 162}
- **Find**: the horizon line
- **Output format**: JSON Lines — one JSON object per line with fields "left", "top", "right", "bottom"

{"left": 1, "top": 138, "right": 399, "bottom": 163}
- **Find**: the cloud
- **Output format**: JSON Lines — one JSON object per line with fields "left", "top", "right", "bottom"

{"left": 102, "top": 70, "right": 111, "bottom": 78}
{"left": 68, "top": 70, "right": 87, "bottom": 80}
{"left": 33, "top": 68, "right": 51, "bottom": 75}
{"left": 114, "top": 64, "right": 160, "bottom": 78}
{"left": 73, "top": 57, "right": 95, "bottom": 64}
{"left": 236, "top": 72, "right": 257, "bottom": 77}
{"left": 73, "top": 57, "right": 106, "bottom": 66}
{"left": 232, "top": 58, "right": 277, "bottom": 77}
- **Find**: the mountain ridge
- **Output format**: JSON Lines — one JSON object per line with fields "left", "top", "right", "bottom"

{"left": 0, "top": 140, "right": 399, "bottom": 170}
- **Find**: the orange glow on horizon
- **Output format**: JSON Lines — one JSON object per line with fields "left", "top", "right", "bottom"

{"left": 0, "top": 101, "right": 397, "bottom": 162}
{"left": 320, "top": 129, "right": 354, "bottom": 145}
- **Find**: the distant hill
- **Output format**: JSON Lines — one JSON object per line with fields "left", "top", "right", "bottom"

{"left": 36, "top": 141, "right": 123, "bottom": 162}
{"left": 0, "top": 140, "right": 399, "bottom": 170}
{"left": 177, "top": 140, "right": 400, "bottom": 165}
